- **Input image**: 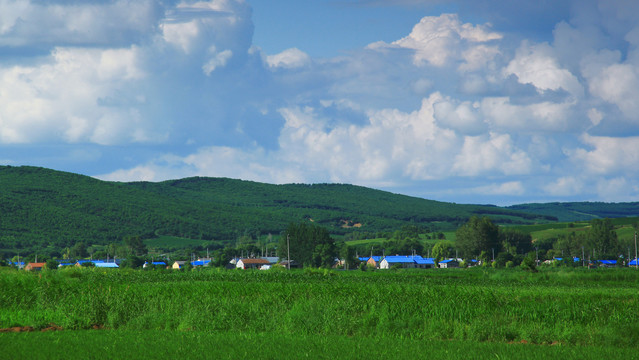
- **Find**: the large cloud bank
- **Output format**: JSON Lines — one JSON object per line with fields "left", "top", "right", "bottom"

{"left": 1, "top": 0, "right": 639, "bottom": 204}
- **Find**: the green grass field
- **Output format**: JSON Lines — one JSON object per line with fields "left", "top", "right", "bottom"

{"left": 1, "top": 267, "right": 638, "bottom": 358}
{"left": 1, "top": 331, "right": 635, "bottom": 360}
{"left": 509, "top": 218, "right": 638, "bottom": 247}
{"left": 344, "top": 232, "right": 457, "bottom": 250}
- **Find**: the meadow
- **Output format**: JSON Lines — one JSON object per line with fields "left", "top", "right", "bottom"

{"left": 1, "top": 267, "right": 638, "bottom": 358}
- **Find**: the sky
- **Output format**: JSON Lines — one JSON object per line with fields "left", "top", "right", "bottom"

{"left": 1, "top": 0, "right": 639, "bottom": 206}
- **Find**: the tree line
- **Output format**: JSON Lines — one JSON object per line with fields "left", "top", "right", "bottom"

{"left": 454, "top": 216, "right": 626, "bottom": 267}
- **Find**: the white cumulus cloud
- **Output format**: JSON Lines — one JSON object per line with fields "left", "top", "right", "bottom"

{"left": 505, "top": 41, "right": 584, "bottom": 97}
{"left": 570, "top": 134, "right": 639, "bottom": 175}
{"left": 586, "top": 63, "right": 639, "bottom": 120}
{"left": 0, "top": 46, "right": 160, "bottom": 145}
{"left": 474, "top": 181, "right": 525, "bottom": 196}
{"left": 0, "top": 0, "right": 161, "bottom": 47}
{"left": 452, "top": 133, "right": 532, "bottom": 177}
{"left": 543, "top": 176, "right": 584, "bottom": 197}
{"left": 266, "top": 48, "right": 311, "bottom": 69}
{"left": 371, "top": 13, "right": 502, "bottom": 67}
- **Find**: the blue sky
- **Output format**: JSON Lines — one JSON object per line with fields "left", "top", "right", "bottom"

{"left": 1, "top": 0, "right": 639, "bottom": 205}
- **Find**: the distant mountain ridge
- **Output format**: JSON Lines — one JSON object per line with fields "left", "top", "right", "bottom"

{"left": 506, "top": 202, "right": 639, "bottom": 223}
{"left": 0, "top": 166, "right": 555, "bottom": 254}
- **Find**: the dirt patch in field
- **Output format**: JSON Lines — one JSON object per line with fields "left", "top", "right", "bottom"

{"left": 340, "top": 220, "right": 362, "bottom": 228}
{"left": 0, "top": 323, "right": 62, "bottom": 333}
{"left": 0, "top": 326, "right": 35, "bottom": 333}
{"left": 508, "top": 339, "right": 561, "bottom": 346}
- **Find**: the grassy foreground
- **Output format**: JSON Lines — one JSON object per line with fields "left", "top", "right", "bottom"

{"left": 1, "top": 267, "right": 638, "bottom": 358}
{"left": 1, "top": 330, "right": 635, "bottom": 359}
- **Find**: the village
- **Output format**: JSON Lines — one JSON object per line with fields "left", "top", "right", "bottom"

{"left": 8, "top": 253, "right": 638, "bottom": 271}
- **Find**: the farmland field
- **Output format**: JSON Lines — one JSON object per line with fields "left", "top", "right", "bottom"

{"left": 344, "top": 231, "right": 457, "bottom": 250}
{"left": 1, "top": 267, "right": 638, "bottom": 358}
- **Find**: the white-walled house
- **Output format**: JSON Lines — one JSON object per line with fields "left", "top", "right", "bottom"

{"left": 438, "top": 259, "right": 459, "bottom": 268}
{"left": 172, "top": 261, "right": 186, "bottom": 269}
{"left": 236, "top": 258, "right": 270, "bottom": 269}
{"left": 379, "top": 255, "right": 435, "bottom": 269}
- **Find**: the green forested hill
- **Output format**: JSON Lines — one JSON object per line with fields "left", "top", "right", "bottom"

{"left": 0, "top": 166, "right": 552, "bottom": 257}
{"left": 506, "top": 202, "right": 639, "bottom": 222}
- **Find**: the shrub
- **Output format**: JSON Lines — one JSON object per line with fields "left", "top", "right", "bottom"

{"left": 45, "top": 260, "right": 59, "bottom": 270}
{"left": 520, "top": 254, "right": 537, "bottom": 272}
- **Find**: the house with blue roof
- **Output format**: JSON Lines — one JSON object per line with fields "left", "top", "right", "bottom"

{"left": 191, "top": 260, "right": 211, "bottom": 267}
{"left": 379, "top": 255, "right": 435, "bottom": 269}
{"left": 414, "top": 257, "right": 436, "bottom": 269}
{"left": 597, "top": 259, "right": 617, "bottom": 268}
{"left": 438, "top": 259, "right": 459, "bottom": 268}
{"left": 358, "top": 256, "right": 382, "bottom": 268}
{"left": 95, "top": 262, "right": 119, "bottom": 268}
{"left": 8, "top": 261, "right": 25, "bottom": 269}
{"left": 143, "top": 261, "right": 167, "bottom": 268}
{"left": 74, "top": 259, "right": 112, "bottom": 267}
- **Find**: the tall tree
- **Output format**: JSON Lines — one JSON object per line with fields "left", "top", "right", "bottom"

{"left": 124, "top": 235, "right": 147, "bottom": 256}
{"left": 431, "top": 240, "right": 455, "bottom": 262}
{"left": 455, "top": 216, "right": 499, "bottom": 258}
{"left": 279, "top": 222, "right": 336, "bottom": 267}
{"left": 339, "top": 243, "right": 357, "bottom": 269}
{"left": 587, "top": 218, "right": 618, "bottom": 258}
{"left": 500, "top": 228, "right": 533, "bottom": 255}
{"left": 553, "top": 232, "right": 586, "bottom": 258}
{"left": 70, "top": 242, "right": 89, "bottom": 258}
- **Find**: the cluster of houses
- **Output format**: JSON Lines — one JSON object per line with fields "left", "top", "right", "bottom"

{"left": 359, "top": 255, "right": 636, "bottom": 269}
{"left": 358, "top": 255, "right": 465, "bottom": 269}
{"left": 543, "top": 257, "right": 639, "bottom": 268}
{"left": 9, "top": 256, "right": 292, "bottom": 271}
{"left": 9, "top": 254, "right": 639, "bottom": 271}
{"left": 10, "top": 259, "right": 123, "bottom": 271}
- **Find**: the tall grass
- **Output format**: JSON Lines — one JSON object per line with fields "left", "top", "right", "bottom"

{"left": 1, "top": 331, "right": 636, "bottom": 360}
{"left": 1, "top": 267, "right": 638, "bottom": 346}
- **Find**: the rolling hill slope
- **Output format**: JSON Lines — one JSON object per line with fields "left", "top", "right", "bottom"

{"left": 506, "top": 202, "right": 639, "bottom": 222}
{"left": 0, "top": 166, "right": 555, "bottom": 256}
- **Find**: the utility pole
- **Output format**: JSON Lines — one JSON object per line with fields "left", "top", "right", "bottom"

{"left": 287, "top": 234, "right": 291, "bottom": 270}
{"left": 635, "top": 231, "right": 639, "bottom": 269}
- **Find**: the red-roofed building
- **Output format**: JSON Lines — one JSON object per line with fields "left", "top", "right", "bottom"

{"left": 236, "top": 258, "right": 270, "bottom": 269}
{"left": 25, "top": 262, "right": 46, "bottom": 271}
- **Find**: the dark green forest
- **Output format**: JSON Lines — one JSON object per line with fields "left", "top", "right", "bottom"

{"left": 507, "top": 202, "right": 639, "bottom": 222}
{"left": 0, "top": 166, "right": 558, "bottom": 259}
